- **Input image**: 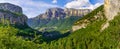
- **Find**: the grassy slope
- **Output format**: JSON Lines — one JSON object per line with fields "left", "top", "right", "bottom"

{"left": 40, "top": 5, "right": 120, "bottom": 49}
{"left": 31, "top": 16, "right": 80, "bottom": 33}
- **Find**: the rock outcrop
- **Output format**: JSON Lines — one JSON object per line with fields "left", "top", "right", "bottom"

{"left": 104, "top": 0, "right": 120, "bottom": 21}
{"left": 0, "top": 3, "right": 27, "bottom": 25}
{"left": 65, "top": 8, "right": 91, "bottom": 17}
{"left": 38, "top": 8, "right": 66, "bottom": 20}
{"left": 101, "top": 0, "right": 120, "bottom": 31}
{"left": 0, "top": 3, "right": 22, "bottom": 13}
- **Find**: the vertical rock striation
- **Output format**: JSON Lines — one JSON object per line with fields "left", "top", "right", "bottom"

{"left": 0, "top": 3, "right": 28, "bottom": 25}
{"left": 64, "top": 8, "right": 91, "bottom": 17}
{"left": 104, "top": 0, "right": 120, "bottom": 21}
{"left": 101, "top": 0, "right": 120, "bottom": 31}
{"left": 35, "top": 8, "right": 91, "bottom": 20}
{"left": 0, "top": 3, "right": 22, "bottom": 13}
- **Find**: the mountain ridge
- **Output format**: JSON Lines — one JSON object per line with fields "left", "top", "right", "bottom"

{"left": 28, "top": 7, "right": 91, "bottom": 32}
{"left": 0, "top": 3, "right": 23, "bottom": 13}
{"left": 0, "top": 3, "right": 27, "bottom": 25}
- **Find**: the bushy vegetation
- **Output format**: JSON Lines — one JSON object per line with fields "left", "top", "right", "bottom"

{"left": 0, "top": 24, "right": 41, "bottom": 49}
{"left": 0, "top": 19, "right": 44, "bottom": 48}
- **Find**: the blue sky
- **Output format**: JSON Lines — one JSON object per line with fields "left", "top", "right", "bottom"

{"left": 0, "top": 0, "right": 104, "bottom": 18}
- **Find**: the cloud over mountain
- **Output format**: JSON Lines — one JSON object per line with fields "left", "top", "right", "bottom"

{"left": 65, "top": 0, "right": 103, "bottom": 9}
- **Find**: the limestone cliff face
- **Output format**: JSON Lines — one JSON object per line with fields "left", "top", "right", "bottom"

{"left": 35, "top": 8, "right": 91, "bottom": 20}
{"left": 101, "top": 0, "right": 120, "bottom": 31}
{"left": 104, "top": 0, "right": 120, "bottom": 21}
{"left": 64, "top": 8, "right": 91, "bottom": 17}
{"left": 38, "top": 8, "right": 66, "bottom": 20}
{"left": 0, "top": 3, "right": 27, "bottom": 25}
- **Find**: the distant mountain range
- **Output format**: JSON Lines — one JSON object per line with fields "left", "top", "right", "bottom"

{"left": 28, "top": 7, "right": 91, "bottom": 33}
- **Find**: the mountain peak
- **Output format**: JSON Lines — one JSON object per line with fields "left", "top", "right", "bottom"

{"left": 0, "top": 3, "right": 22, "bottom": 13}
{"left": 0, "top": 3, "right": 27, "bottom": 25}
{"left": 36, "top": 8, "right": 91, "bottom": 20}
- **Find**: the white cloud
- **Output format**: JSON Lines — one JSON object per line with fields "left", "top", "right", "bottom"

{"left": 93, "top": 3, "right": 103, "bottom": 9}
{"left": 52, "top": 0, "right": 57, "bottom": 3}
{"left": 0, "top": 0, "right": 59, "bottom": 18}
{"left": 65, "top": 0, "right": 103, "bottom": 10}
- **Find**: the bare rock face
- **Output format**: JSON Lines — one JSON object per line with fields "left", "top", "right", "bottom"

{"left": 0, "top": 3, "right": 28, "bottom": 25}
{"left": 104, "top": 0, "right": 120, "bottom": 21}
{"left": 100, "top": 0, "right": 120, "bottom": 31}
{"left": 39, "top": 8, "right": 66, "bottom": 20}
{"left": 37, "top": 8, "right": 91, "bottom": 20}
{"left": 64, "top": 8, "right": 91, "bottom": 17}
{"left": 0, "top": 3, "right": 22, "bottom": 13}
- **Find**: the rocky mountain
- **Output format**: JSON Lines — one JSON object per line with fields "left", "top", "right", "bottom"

{"left": 64, "top": 8, "right": 91, "bottom": 17}
{"left": 0, "top": 3, "right": 22, "bottom": 13}
{"left": 37, "top": 8, "right": 66, "bottom": 20}
{"left": 0, "top": 3, "right": 27, "bottom": 25}
{"left": 28, "top": 8, "right": 91, "bottom": 32}
{"left": 31, "top": 8, "right": 91, "bottom": 20}
{"left": 104, "top": 0, "right": 120, "bottom": 21}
